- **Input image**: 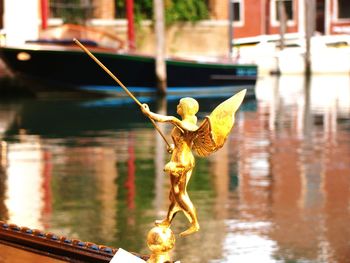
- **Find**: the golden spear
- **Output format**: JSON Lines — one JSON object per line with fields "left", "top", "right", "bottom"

{"left": 73, "top": 38, "right": 171, "bottom": 150}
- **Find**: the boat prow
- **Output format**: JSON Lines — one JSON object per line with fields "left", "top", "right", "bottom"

{"left": 0, "top": 221, "right": 148, "bottom": 262}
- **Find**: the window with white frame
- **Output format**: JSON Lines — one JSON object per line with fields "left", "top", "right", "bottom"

{"left": 230, "top": 0, "right": 243, "bottom": 23}
{"left": 338, "top": 0, "right": 350, "bottom": 19}
{"left": 272, "top": 0, "right": 294, "bottom": 24}
{"left": 49, "top": 0, "right": 94, "bottom": 23}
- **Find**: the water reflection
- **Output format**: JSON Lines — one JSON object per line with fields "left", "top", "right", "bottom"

{"left": 0, "top": 75, "right": 349, "bottom": 262}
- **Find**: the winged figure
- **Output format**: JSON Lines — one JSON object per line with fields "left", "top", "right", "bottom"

{"left": 141, "top": 89, "right": 246, "bottom": 237}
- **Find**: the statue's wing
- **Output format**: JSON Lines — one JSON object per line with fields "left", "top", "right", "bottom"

{"left": 192, "top": 89, "right": 246, "bottom": 157}
{"left": 192, "top": 117, "right": 216, "bottom": 157}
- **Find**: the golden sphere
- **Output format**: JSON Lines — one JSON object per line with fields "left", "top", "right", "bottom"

{"left": 147, "top": 226, "right": 175, "bottom": 253}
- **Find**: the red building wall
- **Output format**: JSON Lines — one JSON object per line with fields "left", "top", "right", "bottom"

{"left": 234, "top": 0, "right": 264, "bottom": 38}
{"left": 233, "top": 0, "right": 350, "bottom": 38}
{"left": 329, "top": 0, "right": 350, "bottom": 34}
{"left": 233, "top": 0, "right": 299, "bottom": 39}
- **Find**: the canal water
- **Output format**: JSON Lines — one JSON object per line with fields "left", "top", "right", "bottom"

{"left": 0, "top": 74, "right": 349, "bottom": 262}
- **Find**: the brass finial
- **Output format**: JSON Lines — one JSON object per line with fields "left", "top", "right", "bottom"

{"left": 146, "top": 226, "right": 175, "bottom": 263}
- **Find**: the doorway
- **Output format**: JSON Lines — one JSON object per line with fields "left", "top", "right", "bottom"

{"left": 316, "top": 0, "right": 325, "bottom": 34}
{"left": 0, "top": 0, "right": 3, "bottom": 29}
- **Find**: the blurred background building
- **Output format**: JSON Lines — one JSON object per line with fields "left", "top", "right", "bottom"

{"left": 0, "top": 0, "right": 349, "bottom": 48}
{"left": 0, "top": 0, "right": 349, "bottom": 71}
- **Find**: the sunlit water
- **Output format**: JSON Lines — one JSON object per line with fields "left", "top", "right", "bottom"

{"left": 0, "top": 74, "right": 350, "bottom": 262}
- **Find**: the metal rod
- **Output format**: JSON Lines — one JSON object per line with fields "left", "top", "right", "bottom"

{"left": 73, "top": 38, "right": 171, "bottom": 149}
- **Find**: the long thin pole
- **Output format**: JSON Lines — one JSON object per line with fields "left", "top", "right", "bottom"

{"left": 305, "top": 0, "right": 315, "bottom": 75}
{"left": 126, "top": 0, "right": 136, "bottom": 50}
{"left": 40, "top": 0, "right": 48, "bottom": 30}
{"left": 228, "top": 0, "right": 234, "bottom": 58}
{"left": 153, "top": 0, "right": 167, "bottom": 94}
{"left": 278, "top": 0, "right": 286, "bottom": 50}
{"left": 73, "top": 38, "right": 171, "bottom": 149}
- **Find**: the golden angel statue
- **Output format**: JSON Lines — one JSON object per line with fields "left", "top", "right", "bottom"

{"left": 141, "top": 89, "right": 246, "bottom": 237}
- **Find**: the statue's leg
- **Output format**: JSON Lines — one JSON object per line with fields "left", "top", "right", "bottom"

{"left": 178, "top": 194, "right": 200, "bottom": 237}
{"left": 155, "top": 191, "right": 180, "bottom": 227}
{"left": 173, "top": 170, "right": 200, "bottom": 236}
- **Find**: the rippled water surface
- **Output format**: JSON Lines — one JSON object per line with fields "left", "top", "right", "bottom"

{"left": 0, "top": 74, "right": 350, "bottom": 262}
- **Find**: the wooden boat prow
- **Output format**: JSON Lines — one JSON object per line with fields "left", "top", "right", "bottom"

{"left": 0, "top": 221, "right": 148, "bottom": 262}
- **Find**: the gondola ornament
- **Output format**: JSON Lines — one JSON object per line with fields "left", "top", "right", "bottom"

{"left": 142, "top": 90, "right": 246, "bottom": 262}
{"left": 74, "top": 39, "right": 246, "bottom": 263}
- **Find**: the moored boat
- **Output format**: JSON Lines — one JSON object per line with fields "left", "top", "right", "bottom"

{"left": 0, "top": 42, "right": 257, "bottom": 96}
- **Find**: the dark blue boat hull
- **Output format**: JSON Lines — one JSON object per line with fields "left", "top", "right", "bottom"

{"left": 0, "top": 45, "right": 257, "bottom": 95}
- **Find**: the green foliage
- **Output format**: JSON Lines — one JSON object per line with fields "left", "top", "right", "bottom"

{"left": 115, "top": 0, "right": 209, "bottom": 24}
{"left": 50, "top": 0, "right": 94, "bottom": 24}
{"left": 51, "top": 0, "right": 209, "bottom": 25}
{"left": 165, "top": 0, "right": 209, "bottom": 24}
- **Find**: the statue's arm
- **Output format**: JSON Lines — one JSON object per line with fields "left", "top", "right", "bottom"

{"left": 141, "top": 104, "right": 198, "bottom": 132}
{"left": 141, "top": 104, "right": 182, "bottom": 126}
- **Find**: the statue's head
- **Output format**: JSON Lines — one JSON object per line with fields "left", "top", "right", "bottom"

{"left": 177, "top": 97, "right": 199, "bottom": 118}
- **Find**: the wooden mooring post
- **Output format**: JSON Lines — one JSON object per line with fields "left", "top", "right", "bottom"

{"left": 305, "top": 0, "right": 315, "bottom": 76}
{"left": 153, "top": 0, "right": 167, "bottom": 94}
